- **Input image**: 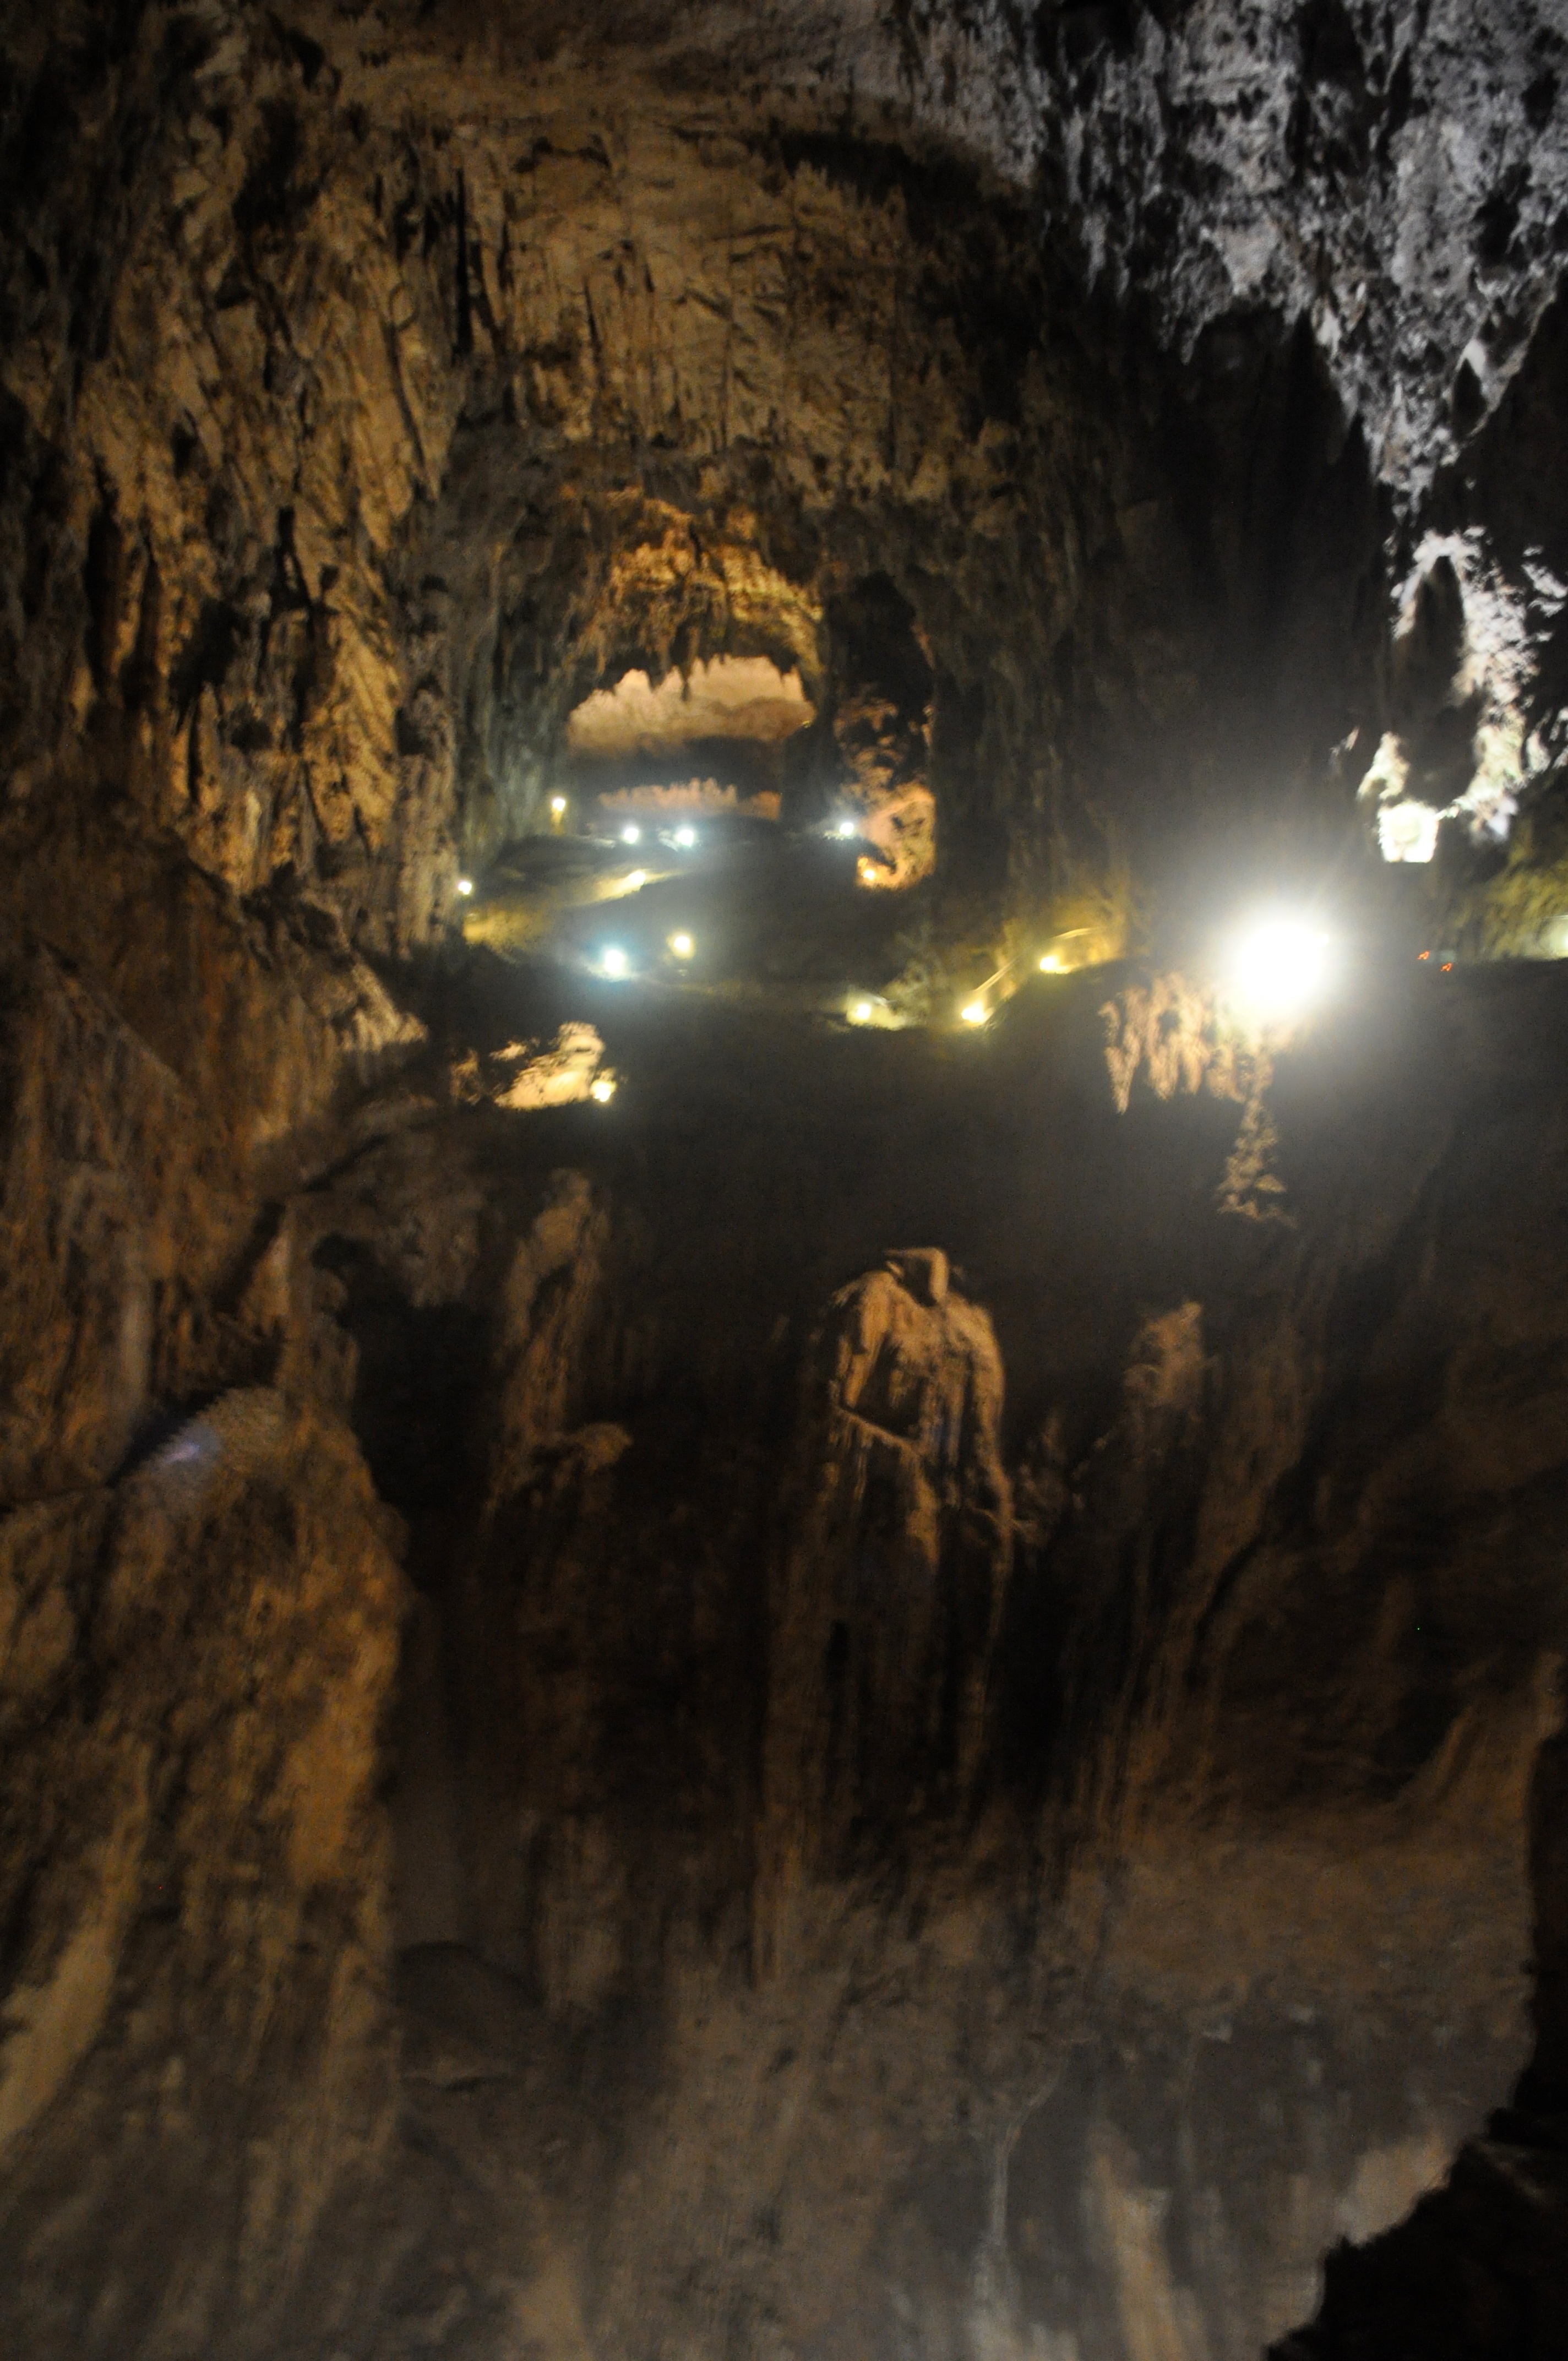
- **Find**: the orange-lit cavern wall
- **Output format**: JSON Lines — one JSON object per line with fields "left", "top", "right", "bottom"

{"left": 3, "top": 5, "right": 1568, "bottom": 2357}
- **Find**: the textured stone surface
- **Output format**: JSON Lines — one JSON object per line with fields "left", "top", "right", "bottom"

{"left": 0, "top": 1386, "right": 406, "bottom": 2348}
{"left": 0, "top": 929, "right": 1565, "bottom": 2355}
{"left": 3, "top": 0, "right": 1565, "bottom": 944}
{"left": 2, "top": 3, "right": 1568, "bottom": 2357}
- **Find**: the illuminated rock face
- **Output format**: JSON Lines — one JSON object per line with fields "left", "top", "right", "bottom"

{"left": 3, "top": 6, "right": 1568, "bottom": 2359}
{"left": 567, "top": 662, "right": 817, "bottom": 763}
{"left": 4, "top": 0, "right": 1563, "bottom": 942}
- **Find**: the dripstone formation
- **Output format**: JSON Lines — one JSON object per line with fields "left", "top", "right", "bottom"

{"left": 3, "top": 6, "right": 1568, "bottom": 2358}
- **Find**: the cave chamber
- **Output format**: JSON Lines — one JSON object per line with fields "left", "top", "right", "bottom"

{"left": 3, "top": 4, "right": 1568, "bottom": 2357}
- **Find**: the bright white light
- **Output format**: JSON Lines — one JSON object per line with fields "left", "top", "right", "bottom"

{"left": 668, "top": 932, "right": 694, "bottom": 959}
{"left": 600, "top": 946, "right": 629, "bottom": 978}
{"left": 674, "top": 825, "right": 698, "bottom": 849}
{"left": 1224, "top": 914, "right": 1333, "bottom": 1026}
{"left": 620, "top": 824, "right": 641, "bottom": 845}
{"left": 456, "top": 876, "right": 473, "bottom": 897}
{"left": 960, "top": 1000, "right": 988, "bottom": 1026}
{"left": 835, "top": 819, "right": 858, "bottom": 840}
{"left": 848, "top": 999, "right": 874, "bottom": 1025}
{"left": 590, "top": 1076, "right": 617, "bottom": 1103}
{"left": 550, "top": 795, "right": 567, "bottom": 817}
{"left": 1377, "top": 799, "right": 1440, "bottom": 864}
{"left": 624, "top": 869, "right": 647, "bottom": 890}
{"left": 1038, "top": 951, "right": 1061, "bottom": 973}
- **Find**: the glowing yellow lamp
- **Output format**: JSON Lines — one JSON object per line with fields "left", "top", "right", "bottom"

{"left": 624, "top": 869, "right": 647, "bottom": 890}
{"left": 456, "top": 876, "right": 474, "bottom": 897}
{"left": 591, "top": 1076, "right": 616, "bottom": 1103}
{"left": 668, "top": 932, "right": 694, "bottom": 959}
{"left": 550, "top": 795, "right": 567, "bottom": 817}
{"left": 848, "top": 999, "right": 874, "bottom": 1024}
{"left": 1038, "top": 952, "right": 1061, "bottom": 972}
{"left": 960, "top": 1000, "right": 988, "bottom": 1026}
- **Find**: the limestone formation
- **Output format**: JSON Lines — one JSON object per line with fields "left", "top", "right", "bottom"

{"left": 3, "top": 4, "right": 1568, "bottom": 2358}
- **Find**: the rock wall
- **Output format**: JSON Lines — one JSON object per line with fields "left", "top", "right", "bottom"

{"left": 4, "top": 1, "right": 1565, "bottom": 950}
{"left": 0, "top": 882, "right": 424, "bottom": 2345}
{"left": 3, "top": 913, "right": 1568, "bottom": 2357}
{"left": 2, "top": 4, "right": 1568, "bottom": 2357}
{"left": 31, "top": 949, "right": 1568, "bottom": 2354}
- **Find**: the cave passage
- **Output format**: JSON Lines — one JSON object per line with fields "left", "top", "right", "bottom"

{"left": 3, "top": 7, "right": 1568, "bottom": 2361}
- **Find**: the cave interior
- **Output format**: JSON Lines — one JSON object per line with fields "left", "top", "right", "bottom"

{"left": 4, "top": 3, "right": 1568, "bottom": 2357}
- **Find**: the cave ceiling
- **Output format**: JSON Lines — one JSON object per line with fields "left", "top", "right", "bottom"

{"left": 3, "top": 0, "right": 1567, "bottom": 945}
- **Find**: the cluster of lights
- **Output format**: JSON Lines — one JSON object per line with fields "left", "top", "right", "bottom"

{"left": 821, "top": 908, "right": 1347, "bottom": 1041}
{"left": 598, "top": 933, "right": 698, "bottom": 978}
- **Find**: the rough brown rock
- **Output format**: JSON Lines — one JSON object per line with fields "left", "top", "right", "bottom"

{"left": 3, "top": 4, "right": 1568, "bottom": 2357}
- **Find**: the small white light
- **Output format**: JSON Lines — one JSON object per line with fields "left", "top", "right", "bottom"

{"left": 668, "top": 932, "right": 694, "bottom": 959}
{"left": 1224, "top": 914, "right": 1333, "bottom": 1026}
{"left": 836, "top": 819, "right": 858, "bottom": 840}
{"left": 600, "top": 946, "right": 629, "bottom": 978}
{"left": 624, "top": 869, "right": 647, "bottom": 890}
{"left": 960, "top": 1000, "right": 988, "bottom": 1026}
{"left": 456, "top": 876, "right": 473, "bottom": 897}
{"left": 620, "top": 824, "right": 641, "bottom": 845}
{"left": 848, "top": 998, "right": 874, "bottom": 1025}
{"left": 550, "top": 795, "right": 567, "bottom": 816}
{"left": 1038, "top": 952, "right": 1061, "bottom": 973}
{"left": 1377, "top": 799, "right": 1440, "bottom": 864}
{"left": 590, "top": 1076, "right": 616, "bottom": 1103}
{"left": 674, "top": 825, "right": 697, "bottom": 849}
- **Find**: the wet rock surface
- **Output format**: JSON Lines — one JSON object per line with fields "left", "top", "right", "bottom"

{"left": 3, "top": 3, "right": 1568, "bottom": 2357}
{"left": 2, "top": 932, "right": 1564, "bottom": 2357}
